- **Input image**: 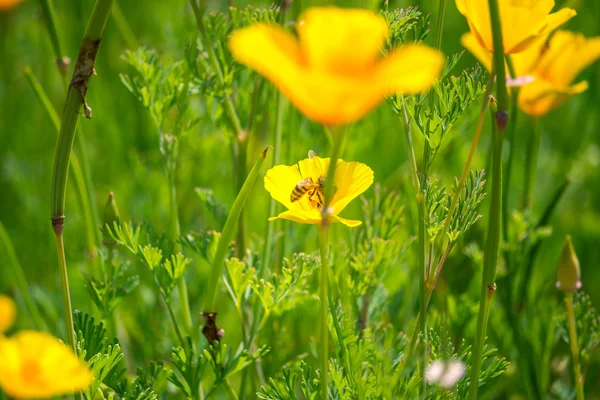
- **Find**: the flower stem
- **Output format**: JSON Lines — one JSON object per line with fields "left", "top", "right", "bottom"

{"left": 0, "top": 221, "right": 46, "bottom": 330}
{"left": 566, "top": 293, "right": 585, "bottom": 400}
{"left": 468, "top": 108, "right": 503, "bottom": 399}
{"left": 468, "top": 0, "right": 508, "bottom": 396}
{"left": 318, "top": 227, "right": 330, "bottom": 400}
{"left": 522, "top": 118, "right": 541, "bottom": 209}
{"left": 204, "top": 148, "right": 271, "bottom": 311}
{"left": 55, "top": 231, "right": 77, "bottom": 352}
{"left": 50, "top": 0, "right": 113, "bottom": 349}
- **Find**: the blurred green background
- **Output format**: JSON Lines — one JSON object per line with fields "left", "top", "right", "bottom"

{"left": 0, "top": 0, "right": 599, "bottom": 391}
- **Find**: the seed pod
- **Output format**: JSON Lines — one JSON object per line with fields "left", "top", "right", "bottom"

{"left": 556, "top": 235, "right": 581, "bottom": 292}
{"left": 102, "top": 192, "right": 120, "bottom": 247}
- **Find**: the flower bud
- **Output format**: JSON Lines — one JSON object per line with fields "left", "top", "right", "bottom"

{"left": 556, "top": 235, "right": 581, "bottom": 292}
{"left": 102, "top": 192, "right": 120, "bottom": 247}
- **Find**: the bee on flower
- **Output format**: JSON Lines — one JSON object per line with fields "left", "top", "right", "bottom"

{"left": 264, "top": 151, "right": 374, "bottom": 227}
{"left": 0, "top": 294, "right": 92, "bottom": 399}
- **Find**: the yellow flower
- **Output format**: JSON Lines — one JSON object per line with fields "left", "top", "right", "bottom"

{"left": 456, "top": 0, "right": 576, "bottom": 54}
{"left": 229, "top": 7, "right": 444, "bottom": 125}
{"left": 0, "top": 331, "right": 92, "bottom": 399}
{"left": 518, "top": 31, "right": 600, "bottom": 116}
{"left": 0, "top": 295, "right": 16, "bottom": 333}
{"left": 264, "top": 153, "right": 373, "bottom": 227}
{"left": 463, "top": 30, "right": 600, "bottom": 116}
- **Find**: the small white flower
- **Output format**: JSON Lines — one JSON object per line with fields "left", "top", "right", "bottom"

{"left": 425, "top": 359, "right": 466, "bottom": 389}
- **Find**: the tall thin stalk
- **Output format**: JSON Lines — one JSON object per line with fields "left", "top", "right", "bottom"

{"left": 565, "top": 293, "right": 585, "bottom": 400}
{"left": 317, "top": 126, "right": 348, "bottom": 400}
{"left": 522, "top": 118, "right": 541, "bottom": 209}
{"left": 468, "top": 0, "right": 508, "bottom": 397}
{"left": 50, "top": 0, "right": 114, "bottom": 350}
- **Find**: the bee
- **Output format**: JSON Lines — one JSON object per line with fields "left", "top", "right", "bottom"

{"left": 290, "top": 151, "right": 327, "bottom": 209}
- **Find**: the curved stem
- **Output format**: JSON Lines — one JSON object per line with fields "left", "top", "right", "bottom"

{"left": 522, "top": 118, "right": 541, "bottom": 209}
{"left": 566, "top": 293, "right": 585, "bottom": 400}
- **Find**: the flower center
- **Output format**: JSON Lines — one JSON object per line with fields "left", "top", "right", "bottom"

{"left": 21, "top": 359, "right": 43, "bottom": 384}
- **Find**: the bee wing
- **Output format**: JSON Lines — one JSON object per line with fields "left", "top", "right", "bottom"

{"left": 308, "top": 150, "right": 327, "bottom": 177}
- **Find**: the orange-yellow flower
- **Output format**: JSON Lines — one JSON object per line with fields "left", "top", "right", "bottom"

{"left": 0, "top": 331, "right": 93, "bottom": 399}
{"left": 0, "top": 295, "right": 16, "bottom": 333}
{"left": 264, "top": 152, "right": 373, "bottom": 227}
{"left": 0, "top": 0, "right": 22, "bottom": 11}
{"left": 518, "top": 31, "right": 600, "bottom": 116}
{"left": 229, "top": 7, "right": 444, "bottom": 125}
{"left": 463, "top": 30, "right": 600, "bottom": 116}
{"left": 456, "top": 0, "right": 576, "bottom": 54}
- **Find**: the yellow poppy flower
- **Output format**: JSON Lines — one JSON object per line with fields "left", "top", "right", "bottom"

{"left": 264, "top": 153, "right": 374, "bottom": 227}
{"left": 0, "top": 295, "right": 16, "bottom": 333}
{"left": 0, "top": 331, "right": 92, "bottom": 399}
{"left": 463, "top": 30, "right": 600, "bottom": 116}
{"left": 456, "top": 0, "right": 575, "bottom": 54}
{"left": 518, "top": 31, "right": 600, "bottom": 116}
{"left": 229, "top": 7, "right": 444, "bottom": 125}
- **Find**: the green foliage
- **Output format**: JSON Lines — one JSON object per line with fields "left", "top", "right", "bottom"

{"left": 180, "top": 230, "right": 229, "bottom": 263}
{"left": 381, "top": 6, "right": 430, "bottom": 49}
{"left": 250, "top": 252, "right": 320, "bottom": 316}
{"left": 396, "top": 60, "right": 488, "bottom": 162}
{"left": 169, "top": 337, "right": 203, "bottom": 399}
{"left": 104, "top": 221, "right": 191, "bottom": 298}
{"left": 114, "top": 361, "right": 164, "bottom": 400}
{"left": 195, "top": 187, "right": 228, "bottom": 228}
{"left": 83, "top": 257, "right": 140, "bottom": 315}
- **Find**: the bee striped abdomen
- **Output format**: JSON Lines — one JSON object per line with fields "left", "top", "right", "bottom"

{"left": 290, "top": 177, "right": 315, "bottom": 202}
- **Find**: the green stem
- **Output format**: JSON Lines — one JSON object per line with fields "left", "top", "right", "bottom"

{"left": 0, "top": 221, "right": 46, "bottom": 330}
{"left": 38, "top": 0, "right": 67, "bottom": 74}
{"left": 468, "top": 106, "right": 505, "bottom": 400}
{"left": 522, "top": 118, "right": 541, "bottom": 209}
{"left": 204, "top": 148, "right": 271, "bottom": 311}
{"left": 501, "top": 56, "right": 518, "bottom": 249}
{"left": 166, "top": 162, "right": 193, "bottom": 336}
{"left": 436, "top": 73, "right": 494, "bottom": 253}
{"left": 399, "top": 96, "right": 428, "bottom": 383}
{"left": 318, "top": 227, "right": 330, "bottom": 400}
{"left": 23, "top": 66, "right": 98, "bottom": 259}
{"left": 49, "top": 0, "right": 113, "bottom": 357}
{"left": 566, "top": 293, "right": 585, "bottom": 400}
{"left": 55, "top": 232, "right": 77, "bottom": 352}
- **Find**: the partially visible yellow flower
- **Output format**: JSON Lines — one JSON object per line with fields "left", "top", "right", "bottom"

{"left": 463, "top": 30, "right": 600, "bottom": 116}
{"left": 456, "top": 0, "right": 576, "bottom": 54}
{"left": 0, "top": 294, "right": 16, "bottom": 333}
{"left": 229, "top": 7, "right": 444, "bottom": 125}
{"left": 518, "top": 31, "right": 600, "bottom": 116}
{"left": 0, "top": 331, "right": 92, "bottom": 399}
{"left": 264, "top": 153, "right": 374, "bottom": 227}
{"left": 0, "top": 0, "right": 22, "bottom": 11}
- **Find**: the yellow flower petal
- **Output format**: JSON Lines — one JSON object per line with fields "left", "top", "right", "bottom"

{"left": 518, "top": 78, "right": 588, "bottom": 116}
{"left": 456, "top": 0, "right": 575, "bottom": 55}
{"left": 374, "top": 44, "right": 445, "bottom": 95}
{"left": 331, "top": 161, "right": 375, "bottom": 215}
{"left": 0, "top": 331, "right": 92, "bottom": 399}
{"left": 269, "top": 209, "right": 322, "bottom": 225}
{"left": 461, "top": 32, "right": 492, "bottom": 71}
{"left": 229, "top": 6, "right": 443, "bottom": 125}
{"left": 297, "top": 7, "right": 388, "bottom": 74}
{"left": 537, "top": 31, "right": 600, "bottom": 87}
{"left": 0, "top": 0, "right": 22, "bottom": 11}
{"left": 331, "top": 215, "right": 362, "bottom": 227}
{"left": 0, "top": 295, "right": 16, "bottom": 333}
